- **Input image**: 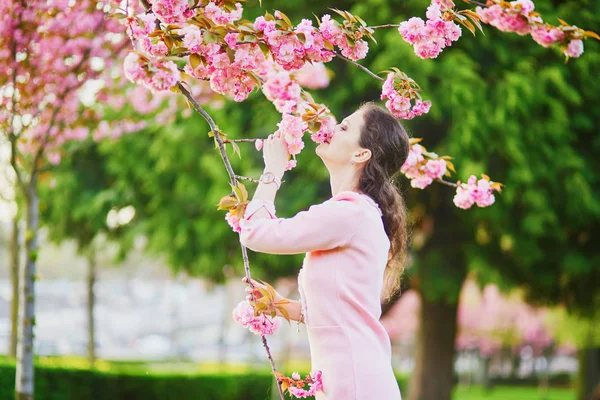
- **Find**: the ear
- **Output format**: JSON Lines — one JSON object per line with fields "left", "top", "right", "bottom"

{"left": 353, "top": 148, "right": 372, "bottom": 165}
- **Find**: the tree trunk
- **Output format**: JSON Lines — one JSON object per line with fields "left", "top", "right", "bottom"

{"left": 578, "top": 347, "right": 600, "bottom": 400}
{"left": 408, "top": 295, "right": 459, "bottom": 400}
{"left": 86, "top": 248, "right": 97, "bottom": 368}
{"left": 10, "top": 216, "right": 20, "bottom": 358}
{"left": 15, "top": 184, "right": 38, "bottom": 400}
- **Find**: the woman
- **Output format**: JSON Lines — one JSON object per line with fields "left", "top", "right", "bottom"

{"left": 239, "top": 101, "right": 410, "bottom": 400}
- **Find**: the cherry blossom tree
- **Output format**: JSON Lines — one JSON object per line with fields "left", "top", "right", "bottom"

{"left": 0, "top": 1, "right": 217, "bottom": 398}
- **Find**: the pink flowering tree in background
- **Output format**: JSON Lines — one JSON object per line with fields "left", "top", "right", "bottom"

{"left": 0, "top": 1, "right": 219, "bottom": 399}
{"left": 110, "top": 0, "right": 598, "bottom": 398}
{"left": 382, "top": 280, "right": 559, "bottom": 376}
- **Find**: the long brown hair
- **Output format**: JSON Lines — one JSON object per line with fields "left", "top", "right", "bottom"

{"left": 357, "top": 102, "right": 410, "bottom": 302}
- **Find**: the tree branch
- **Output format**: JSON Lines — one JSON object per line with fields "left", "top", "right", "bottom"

{"left": 176, "top": 83, "right": 239, "bottom": 187}
{"left": 230, "top": 138, "right": 259, "bottom": 143}
{"left": 462, "top": 0, "right": 488, "bottom": 7}
{"left": 368, "top": 24, "right": 401, "bottom": 29}
{"left": 333, "top": 51, "right": 385, "bottom": 82}
{"left": 235, "top": 175, "right": 260, "bottom": 183}
{"left": 436, "top": 178, "right": 459, "bottom": 188}
{"left": 176, "top": 81, "right": 285, "bottom": 400}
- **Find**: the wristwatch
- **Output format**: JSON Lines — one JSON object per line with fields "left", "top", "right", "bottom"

{"left": 259, "top": 171, "right": 282, "bottom": 189}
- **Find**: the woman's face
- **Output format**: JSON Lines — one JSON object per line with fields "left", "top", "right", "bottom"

{"left": 316, "top": 108, "right": 370, "bottom": 167}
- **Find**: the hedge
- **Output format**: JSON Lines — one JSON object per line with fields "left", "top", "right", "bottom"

{"left": 0, "top": 358, "right": 409, "bottom": 400}
{"left": 0, "top": 362, "right": 274, "bottom": 400}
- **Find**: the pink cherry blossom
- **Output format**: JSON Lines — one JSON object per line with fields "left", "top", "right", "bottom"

{"left": 425, "top": 159, "right": 447, "bottom": 179}
{"left": 310, "top": 114, "right": 336, "bottom": 144}
{"left": 294, "top": 62, "right": 330, "bottom": 89}
{"left": 319, "top": 14, "right": 344, "bottom": 43}
{"left": 564, "top": 39, "right": 584, "bottom": 58}
{"left": 381, "top": 72, "right": 432, "bottom": 119}
{"left": 151, "top": 0, "right": 191, "bottom": 24}
{"left": 285, "top": 159, "right": 298, "bottom": 171}
{"left": 255, "top": 139, "right": 264, "bottom": 151}
{"left": 262, "top": 71, "right": 302, "bottom": 104}
{"left": 232, "top": 300, "right": 281, "bottom": 336}
{"left": 181, "top": 25, "right": 203, "bottom": 53}
{"left": 531, "top": 25, "right": 565, "bottom": 47}
{"left": 453, "top": 175, "right": 500, "bottom": 209}
{"left": 204, "top": 2, "right": 243, "bottom": 25}
{"left": 225, "top": 211, "right": 242, "bottom": 232}
{"left": 398, "top": 2, "right": 462, "bottom": 59}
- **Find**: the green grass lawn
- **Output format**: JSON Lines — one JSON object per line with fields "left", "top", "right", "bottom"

{"left": 453, "top": 386, "right": 575, "bottom": 400}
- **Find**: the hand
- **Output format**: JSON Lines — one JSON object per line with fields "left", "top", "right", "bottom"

{"left": 242, "top": 276, "right": 288, "bottom": 318}
{"left": 262, "top": 132, "right": 289, "bottom": 179}
{"left": 242, "top": 276, "right": 284, "bottom": 302}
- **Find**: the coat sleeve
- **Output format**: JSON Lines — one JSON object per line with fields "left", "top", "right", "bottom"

{"left": 239, "top": 195, "right": 362, "bottom": 255}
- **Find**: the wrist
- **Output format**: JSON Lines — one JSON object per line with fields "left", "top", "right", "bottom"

{"left": 263, "top": 167, "right": 284, "bottom": 180}
{"left": 259, "top": 170, "right": 283, "bottom": 189}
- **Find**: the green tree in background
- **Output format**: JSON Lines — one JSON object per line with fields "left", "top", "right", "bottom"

{"left": 341, "top": 0, "right": 599, "bottom": 399}
{"left": 38, "top": 141, "right": 133, "bottom": 367}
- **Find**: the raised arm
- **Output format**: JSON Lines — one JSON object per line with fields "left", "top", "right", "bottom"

{"left": 239, "top": 193, "right": 362, "bottom": 255}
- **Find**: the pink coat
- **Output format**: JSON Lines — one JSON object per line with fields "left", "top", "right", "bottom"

{"left": 240, "top": 190, "right": 402, "bottom": 400}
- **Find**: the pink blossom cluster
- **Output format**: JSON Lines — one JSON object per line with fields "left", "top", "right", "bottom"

{"left": 476, "top": 0, "right": 535, "bottom": 35}
{"left": 254, "top": 15, "right": 334, "bottom": 72}
{"left": 457, "top": 281, "right": 555, "bottom": 356}
{"left": 225, "top": 211, "right": 242, "bottom": 233}
{"left": 294, "top": 62, "right": 331, "bottom": 89}
{"left": 398, "top": 2, "right": 462, "bottom": 59}
{"left": 204, "top": 2, "right": 243, "bottom": 25}
{"left": 381, "top": 73, "right": 431, "bottom": 120}
{"left": 262, "top": 71, "right": 302, "bottom": 114}
{"left": 279, "top": 371, "right": 324, "bottom": 398}
{"left": 232, "top": 300, "right": 281, "bottom": 336}
{"left": 453, "top": 175, "right": 500, "bottom": 209}
{"left": 151, "top": 0, "right": 193, "bottom": 24}
{"left": 126, "top": 14, "right": 168, "bottom": 57}
{"left": 476, "top": 0, "right": 585, "bottom": 58}
{"left": 400, "top": 144, "right": 447, "bottom": 189}
{"left": 124, "top": 52, "right": 181, "bottom": 93}
{"left": 383, "top": 280, "right": 558, "bottom": 358}
{"left": 180, "top": 24, "right": 269, "bottom": 101}
{"left": 318, "top": 15, "right": 369, "bottom": 61}
{"left": 310, "top": 114, "right": 336, "bottom": 144}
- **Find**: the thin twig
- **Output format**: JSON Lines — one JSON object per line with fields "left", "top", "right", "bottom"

{"left": 368, "top": 24, "right": 401, "bottom": 29}
{"left": 436, "top": 178, "right": 459, "bottom": 188}
{"left": 235, "top": 175, "right": 260, "bottom": 183}
{"left": 177, "top": 83, "right": 238, "bottom": 187}
{"left": 230, "top": 138, "right": 259, "bottom": 143}
{"left": 462, "top": 0, "right": 488, "bottom": 7}
{"left": 333, "top": 51, "right": 385, "bottom": 82}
